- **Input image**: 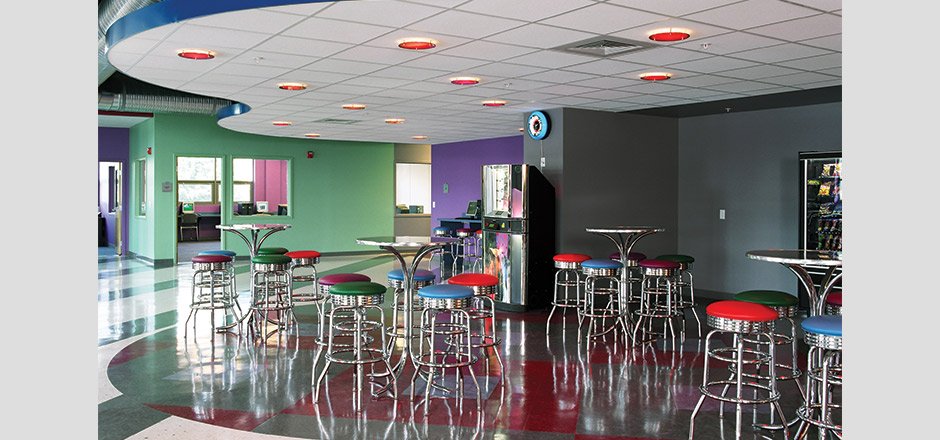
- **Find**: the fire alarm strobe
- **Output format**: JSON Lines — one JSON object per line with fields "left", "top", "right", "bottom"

{"left": 527, "top": 111, "right": 550, "bottom": 140}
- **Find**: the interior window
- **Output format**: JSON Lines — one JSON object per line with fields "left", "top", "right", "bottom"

{"left": 395, "top": 163, "right": 431, "bottom": 214}
{"left": 232, "top": 158, "right": 289, "bottom": 216}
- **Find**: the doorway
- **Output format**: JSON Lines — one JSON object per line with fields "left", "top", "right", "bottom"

{"left": 98, "top": 162, "right": 123, "bottom": 255}
{"left": 176, "top": 156, "right": 224, "bottom": 262}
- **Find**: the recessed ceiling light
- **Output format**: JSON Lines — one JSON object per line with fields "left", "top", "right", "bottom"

{"left": 518, "top": 127, "right": 524, "bottom": 132}
{"left": 648, "top": 28, "right": 692, "bottom": 42}
{"left": 482, "top": 100, "right": 506, "bottom": 107}
{"left": 396, "top": 37, "right": 438, "bottom": 50}
{"left": 277, "top": 82, "right": 307, "bottom": 91}
{"left": 450, "top": 76, "right": 480, "bottom": 85}
{"left": 176, "top": 49, "right": 215, "bottom": 60}
{"left": 342, "top": 103, "right": 367, "bottom": 110}
{"left": 385, "top": 118, "right": 406, "bottom": 124}
{"left": 304, "top": 133, "right": 320, "bottom": 138}
{"left": 272, "top": 121, "right": 292, "bottom": 126}
{"left": 639, "top": 72, "right": 672, "bottom": 81}
{"left": 412, "top": 135, "right": 429, "bottom": 140}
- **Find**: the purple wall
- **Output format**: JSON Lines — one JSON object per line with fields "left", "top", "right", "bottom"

{"left": 431, "top": 135, "right": 523, "bottom": 229}
{"left": 253, "top": 159, "right": 288, "bottom": 209}
{"left": 98, "top": 127, "right": 130, "bottom": 254}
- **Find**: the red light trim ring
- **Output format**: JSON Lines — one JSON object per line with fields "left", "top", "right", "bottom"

{"left": 450, "top": 76, "right": 480, "bottom": 85}
{"left": 639, "top": 72, "right": 672, "bottom": 81}
{"left": 304, "top": 133, "right": 321, "bottom": 138}
{"left": 272, "top": 121, "right": 292, "bottom": 126}
{"left": 385, "top": 118, "right": 406, "bottom": 124}
{"left": 648, "top": 28, "right": 692, "bottom": 42}
{"left": 277, "top": 82, "right": 307, "bottom": 91}
{"left": 482, "top": 100, "right": 506, "bottom": 107}
{"left": 342, "top": 103, "right": 367, "bottom": 110}
{"left": 177, "top": 49, "right": 216, "bottom": 60}
{"left": 412, "top": 135, "right": 429, "bottom": 140}
{"left": 396, "top": 38, "right": 438, "bottom": 50}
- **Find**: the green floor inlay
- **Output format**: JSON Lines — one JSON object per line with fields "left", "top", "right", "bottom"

{"left": 98, "top": 394, "right": 172, "bottom": 440}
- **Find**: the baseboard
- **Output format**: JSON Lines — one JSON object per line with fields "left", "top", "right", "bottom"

{"left": 124, "top": 251, "right": 174, "bottom": 268}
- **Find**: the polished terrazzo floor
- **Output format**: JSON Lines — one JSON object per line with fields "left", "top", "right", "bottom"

{"left": 98, "top": 247, "right": 823, "bottom": 440}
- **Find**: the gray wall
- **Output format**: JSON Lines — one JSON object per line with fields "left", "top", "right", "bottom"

{"left": 525, "top": 107, "right": 679, "bottom": 258}
{"left": 677, "top": 102, "right": 842, "bottom": 298}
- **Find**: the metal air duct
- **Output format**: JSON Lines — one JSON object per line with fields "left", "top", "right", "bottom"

{"left": 98, "top": 92, "right": 233, "bottom": 115}
{"left": 99, "top": 0, "right": 160, "bottom": 85}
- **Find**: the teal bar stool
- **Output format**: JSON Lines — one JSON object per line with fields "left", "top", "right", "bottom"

{"left": 313, "top": 281, "right": 395, "bottom": 413}
{"left": 386, "top": 268, "right": 436, "bottom": 351}
{"left": 796, "top": 316, "right": 842, "bottom": 439}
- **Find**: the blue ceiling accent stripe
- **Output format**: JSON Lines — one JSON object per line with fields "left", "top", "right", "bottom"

{"left": 217, "top": 103, "right": 252, "bottom": 121}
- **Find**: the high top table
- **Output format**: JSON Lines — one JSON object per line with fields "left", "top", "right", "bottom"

{"left": 355, "top": 236, "right": 457, "bottom": 386}
{"left": 214, "top": 223, "right": 291, "bottom": 333}
{"left": 585, "top": 226, "right": 665, "bottom": 341}
{"left": 745, "top": 249, "right": 842, "bottom": 317}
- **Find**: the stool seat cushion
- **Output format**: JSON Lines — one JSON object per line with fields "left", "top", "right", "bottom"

{"left": 582, "top": 258, "right": 623, "bottom": 269}
{"left": 553, "top": 253, "right": 591, "bottom": 263}
{"left": 448, "top": 273, "right": 498, "bottom": 287}
{"left": 285, "top": 250, "right": 321, "bottom": 259}
{"left": 638, "top": 259, "right": 681, "bottom": 269}
{"left": 734, "top": 290, "right": 799, "bottom": 307}
{"left": 319, "top": 273, "right": 371, "bottom": 286}
{"left": 418, "top": 284, "right": 474, "bottom": 299}
{"left": 655, "top": 254, "right": 695, "bottom": 263}
{"left": 387, "top": 269, "right": 436, "bottom": 282}
{"left": 475, "top": 229, "right": 483, "bottom": 235}
{"left": 329, "top": 281, "right": 387, "bottom": 296}
{"left": 192, "top": 254, "right": 232, "bottom": 263}
{"left": 801, "top": 315, "right": 842, "bottom": 337}
{"left": 609, "top": 252, "right": 647, "bottom": 261}
{"left": 251, "top": 255, "right": 292, "bottom": 265}
{"left": 257, "top": 247, "right": 289, "bottom": 255}
{"left": 198, "top": 250, "right": 237, "bottom": 257}
{"left": 825, "top": 292, "right": 842, "bottom": 306}
{"left": 706, "top": 300, "right": 778, "bottom": 322}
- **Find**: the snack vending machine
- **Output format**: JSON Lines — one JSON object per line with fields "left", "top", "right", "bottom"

{"left": 481, "top": 164, "right": 555, "bottom": 311}
{"left": 799, "top": 151, "right": 843, "bottom": 308}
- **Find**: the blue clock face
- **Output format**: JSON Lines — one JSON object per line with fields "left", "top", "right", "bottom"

{"left": 527, "top": 111, "right": 550, "bottom": 140}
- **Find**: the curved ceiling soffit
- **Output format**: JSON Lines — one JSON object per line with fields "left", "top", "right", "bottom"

{"left": 106, "top": 0, "right": 332, "bottom": 122}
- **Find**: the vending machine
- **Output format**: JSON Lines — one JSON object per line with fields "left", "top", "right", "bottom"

{"left": 481, "top": 164, "right": 555, "bottom": 311}
{"left": 798, "top": 151, "right": 843, "bottom": 308}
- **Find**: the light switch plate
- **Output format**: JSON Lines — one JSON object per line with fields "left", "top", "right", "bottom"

{"left": 719, "top": 209, "right": 725, "bottom": 220}
{"left": 443, "top": 183, "right": 448, "bottom": 194}
{"left": 540, "top": 157, "right": 546, "bottom": 167}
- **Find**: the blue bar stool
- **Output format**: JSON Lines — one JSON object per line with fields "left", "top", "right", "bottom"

{"left": 796, "top": 315, "right": 842, "bottom": 439}
{"left": 410, "top": 284, "right": 481, "bottom": 415}
{"left": 579, "top": 258, "right": 626, "bottom": 340}
{"left": 386, "top": 268, "right": 436, "bottom": 351}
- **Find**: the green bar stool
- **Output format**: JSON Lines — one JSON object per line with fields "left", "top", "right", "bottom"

{"left": 257, "top": 247, "right": 289, "bottom": 255}
{"left": 656, "top": 254, "right": 702, "bottom": 337}
{"left": 249, "top": 254, "right": 295, "bottom": 339}
{"left": 733, "top": 290, "right": 804, "bottom": 431}
{"left": 312, "top": 281, "right": 395, "bottom": 413}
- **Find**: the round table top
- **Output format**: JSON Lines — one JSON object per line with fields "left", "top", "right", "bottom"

{"left": 746, "top": 249, "right": 842, "bottom": 266}
{"left": 217, "top": 223, "right": 291, "bottom": 231}
{"left": 586, "top": 226, "right": 665, "bottom": 234}
{"left": 357, "top": 236, "right": 457, "bottom": 247}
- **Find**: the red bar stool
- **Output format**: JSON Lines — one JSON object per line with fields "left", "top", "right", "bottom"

{"left": 610, "top": 251, "right": 646, "bottom": 306}
{"left": 825, "top": 291, "right": 842, "bottom": 315}
{"left": 448, "top": 273, "right": 504, "bottom": 383}
{"left": 547, "top": 253, "right": 591, "bottom": 334}
{"left": 185, "top": 254, "right": 240, "bottom": 337}
{"left": 688, "top": 300, "right": 790, "bottom": 440}
{"left": 285, "top": 250, "right": 322, "bottom": 304}
{"left": 632, "top": 259, "right": 683, "bottom": 343}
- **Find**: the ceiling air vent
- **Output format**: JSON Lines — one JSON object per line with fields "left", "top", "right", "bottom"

{"left": 553, "top": 36, "right": 655, "bottom": 58}
{"left": 312, "top": 118, "right": 361, "bottom": 124}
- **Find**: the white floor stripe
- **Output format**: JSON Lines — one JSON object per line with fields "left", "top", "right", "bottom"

{"left": 126, "top": 416, "right": 300, "bottom": 440}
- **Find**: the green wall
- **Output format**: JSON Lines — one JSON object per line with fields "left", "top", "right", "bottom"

{"left": 128, "top": 119, "right": 155, "bottom": 260}
{"left": 129, "top": 113, "right": 394, "bottom": 263}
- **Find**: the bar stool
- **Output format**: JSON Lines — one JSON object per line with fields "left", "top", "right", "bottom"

{"left": 688, "top": 300, "right": 790, "bottom": 440}
{"left": 185, "top": 254, "right": 240, "bottom": 337}
{"left": 285, "top": 250, "right": 322, "bottom": 304}
{"left": 410, "top": 283, "right": 480, "bottom": 414}
{"left": 580, "top": 258, "right": 625, "bottom": 340}
{"left": 197, "top": 249, "right": 241, "bottom": 317}
{"left": 312, "top": 281, "right": 395, "bottom": 413}
{"left": 547, "top": 253, "right": 591, "bottom": 334}
{"left": 249, "top": 254, "right": 295, "bottom": 338}
{"left": 448, "top": 273, "right": 503, "bottom": 383}
{"left": 451, "top": 228, "right": 473, "bottom": 276}
{"left": 796, "top": 315, "right": 842, "bottom": 439}
{"left": 609, "top": 251, "right": 646, "bottom": 305}
{"left": 468, "top": 229, "right": 484, "bottom": 272}
{"left": 431, "top": 226, "right": 454, "bottom": 279}
{"left": 632, "top": 259, "right": 683, "bottom": 343}
{"left": 733, "top": 290, "right": 804, "bottom": 428}
{"left": 257, "top": 246, "right": 289, "bottom": 255}
{"left": 386, "top": 268, "right": 436, "bottom": 351}
{"left": 656, "top": 254, "right": 702, "bottom": 337}
{"left": 825, "top": 291, "right": 842, "bottom": 315}
{"left": 313, "top": 273, "right": 372, "bottom": 352}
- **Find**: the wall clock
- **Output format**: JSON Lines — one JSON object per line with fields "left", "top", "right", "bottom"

{"left": 526, "top": 111, "right": 550, "bottom": 140}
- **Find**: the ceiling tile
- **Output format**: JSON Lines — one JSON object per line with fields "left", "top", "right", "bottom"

{"left": 685, "top": 0, "right": 819, "bottom": 30}
{"left": 399, "top": 54, "right": 489, "bottom": 71}
{"left": 674, "top": 31, "right": 782, "bottom": 55}
{"left": 483, "top": 23, "right": 596, "bottom": 50}
{"left": 613, "top": 47, "right": 712, "bottom": 66}
{"left": 778, "top": 53, "right": 841, "bottom": 71}
{"left": 252, "top": 36, "right": 353, "bottom": 58}
{"left": 540, "top": 3, "right": 666, "bottom": 35}
{"left": 604, "top": 0, "right": 741, "bottom": 17}
{"left": 817, "top": 67, "right": 840, "bottom": 77}
{"left": 610, "top": 18, "right": 731, "bottom": 44}
{"left": 740, "top": 86, "right": 799, "bottom": 96}
{"left": 263, "top": 3, "right": 332, "bottom": 16}
{"left": 748, "top": 13, "right": 841, "bottom": 41}
{"left": 621, "top": 94, "right": 677, "bottom": 105}
{"left": 538, "top": 84, "right": 600, "bottom": 96}
{"left": 164, "top": 24, "right": 271, "bottom": 49}
{"left": 705, "top": 80, "right": 782, "bottom": 93}
{"left": 783, "top": 0, "right": 842, "bottom": 12}
{"left": 457, "top": 0, "right": 595, "bottom": 21}
{"left": 210, "top": 62, "right": 292, "bottom": 78}
{"left": 574, "top": 89, "right": 640, "bottom": 100}
{"left": 332, "top": 45, "right": 426, "bottom": 65}
{"left": 316, "top": 0, "right": 445, "bottom": 28}
{"left": 503, "top": 50, "right": 596, "bottom": 69}
{"left": 439, "top": 40, "right": 539, "bottom": 61}
{"left": 107, "top": 52, "right": 145, "bottom": 69}
{"left": 519, "top": 70, "right": 598, "bottom": 84}
{"left": 276, "top": 71, "right": 356, "bottom": 85}
{"left": 569, "top": 76, "right": 638, "bottom": 90}
{"left": 653, "top": 73, "right": 737, "bottom": 87}
{"left": 667, "top": 56, "right": 759, "bottom": 73}
{"left": 799, "top": 34, "right": 841, "bottom": 51}
{"left": 658, "top": 87, "right": 729, "bottom": 99}
{"left": 341, "top": 76, "right": 417, "bottom": 89}
{"left": 795, "top": 79, "right": 841, "bottom": 89}
{"left": 561, "top": 59, "right": 647, "bottom": 75}
{"left": 761, "top": 71, "right": 837, "bottom": 86}
{"left": 360, "top": 29, "right": 472, "bottom": 50}
{"left": 405, "top": 10, "right": 526, "bottom": 39}
{"left": 371, "top": 65, "right": 450, "bottom": 81}
{"left": 282, "top": 17, "right": 396, "bottom": 44}
{"left": 729, "top": 43, "right": 831, "bottom": 63}
{"left": 187, "top": 8, "right": 306, "bottom": 34}
{"left": 132, "top": 22, "right": 182, "bottom": 42}
{"left": 719, "top": 65, "right": 803, "bottom": 80}
{"left": 543, "top": 96, "right": 603, "bottom": 106}
{"left": 301, "top": 58, "right": 387, "bottom": 75}
{"left": 468, "top": 62, "right": 547, "bottom": 78}
{"left": 619, "top": 82, "right": 685, "bottom": 94}
{"left": 109, "top": 38, "right": 162, "bottom": 56}
{"left": 229, "top": 51, "right": 319, "bottom": 69}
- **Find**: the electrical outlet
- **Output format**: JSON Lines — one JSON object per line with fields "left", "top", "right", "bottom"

{"left": 540, "top": 157, "right": 546, "bottom": 167}
{"left": 432, "top": 201, "right": 436, "bottom": 208}
{"left": 719, "top": 209, "right": 725, "bottom": 220}
{"left": 443, "top": 183, "right": 448, "bottom": 194}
